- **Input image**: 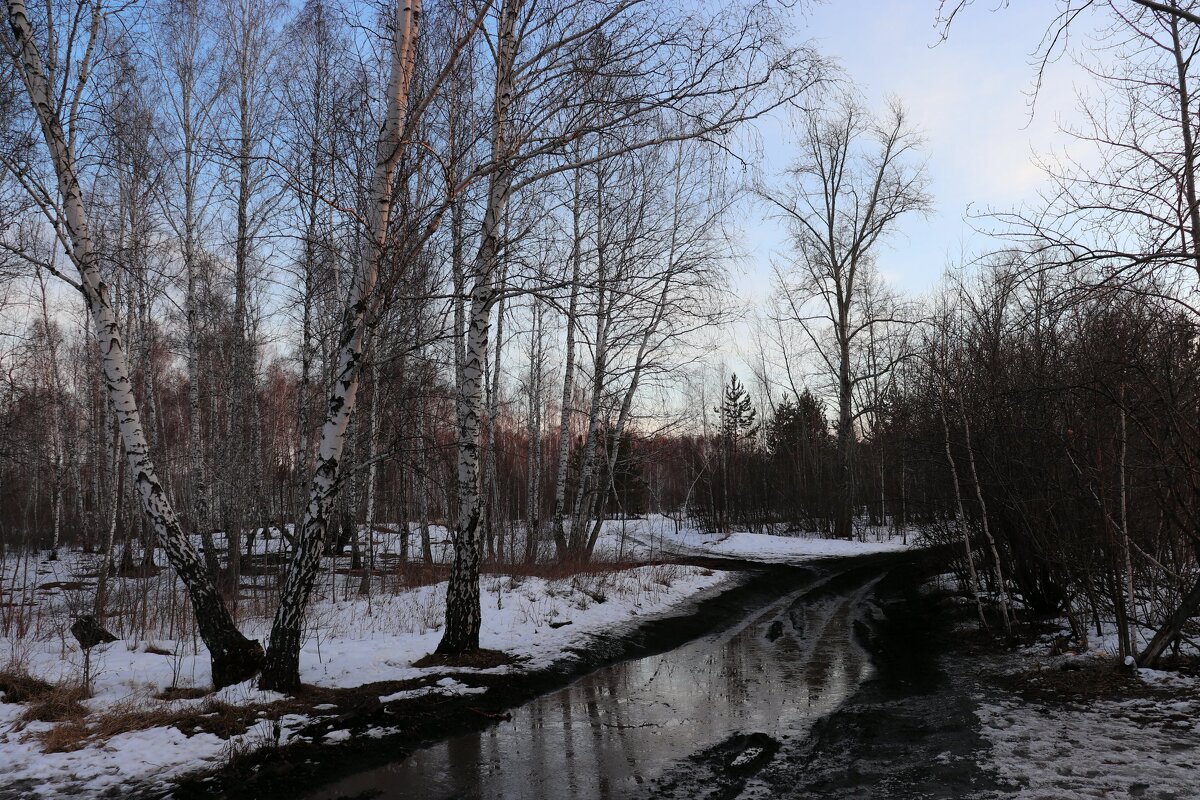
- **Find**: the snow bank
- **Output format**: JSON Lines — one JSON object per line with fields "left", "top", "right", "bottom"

{"left": 591, "top": 515, "right": 914, "bottom": 564}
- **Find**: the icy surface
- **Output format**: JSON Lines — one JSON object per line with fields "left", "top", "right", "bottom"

{"left": 0, "top": 558, "right": 727, "bottom": 798}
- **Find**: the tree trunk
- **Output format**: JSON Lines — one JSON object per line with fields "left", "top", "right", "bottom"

{"left": 259, "top": 0, "right": 421, "bottom": 691}
{"left": 439, "top": 0, "right": 518, "bottom": 656}
{"left": 525, "top": 299, "right": 544, "bottom": 563}
{"left": 6, "top": 0, "right": 263, "bottom": 688}
{"left": 960, "top": 396, "right": 1010, "bottom": 632}
{"left": 940, "top": 380, "right": 987, "bottom": 631}
{"left": 1139, "top": 570, "right": 1200, "bottom": 668}
{"left": 835, "top": 328, "right": 854, "bottom": 540}
{"left": 551, "top": 167, "right": 584, "bottom": 558}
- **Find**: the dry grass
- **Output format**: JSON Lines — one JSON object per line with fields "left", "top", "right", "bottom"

{"left": 38, "top": 694, "right": 265, "bottom": 753}
{"left": 412, "top": 648, "right": 516, "bottom": 669}
{"left": 19, "top": 683, "right": 89, "bottom": 726}
{"left": 156, "top": 686, "right": 210, "bottom": 701}
{"left": 0, "top": 667, "right": 54, "bottom": 703}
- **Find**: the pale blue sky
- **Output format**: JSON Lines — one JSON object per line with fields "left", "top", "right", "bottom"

{"left": 736, "top": 0, "right": 1096, "bottom": 303}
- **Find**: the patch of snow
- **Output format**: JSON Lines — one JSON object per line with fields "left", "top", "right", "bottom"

{"left": 976, "top": 680, "right": 1200, "bottom": 798}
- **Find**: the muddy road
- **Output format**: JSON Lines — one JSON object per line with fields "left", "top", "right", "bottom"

{"left": 294, "top": 551, "right": 992, "bottom": 800}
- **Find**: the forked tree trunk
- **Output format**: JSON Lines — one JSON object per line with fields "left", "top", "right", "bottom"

{"left": 569, "top": 168, "right": 609, "bottom": 554}
{"left": 960, "top": 397, "right": 1010, "bottom": 632}
{"left": 258, "top": 0, "right": 421, "bottom": 692}
{"left": 939, "top": 379, "right": 986, "bottom": 631}
{"left": 583, "top": 272, "right": 672, "bottom": 558}
{"left": 6, "top": 0, "right": 263, "bottom": 688}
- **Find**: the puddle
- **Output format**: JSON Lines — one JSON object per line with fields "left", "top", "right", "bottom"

{"left": 307, "top": 571, "right": 882, "bottom": 800}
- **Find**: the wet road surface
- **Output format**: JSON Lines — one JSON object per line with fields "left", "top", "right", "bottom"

{"left": 307, "top": 563, "right": 917, "bottom": 800}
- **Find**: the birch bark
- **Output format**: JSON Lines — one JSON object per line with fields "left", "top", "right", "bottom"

{"left": 259, "top": 0, "right": 421, "bottom": 691}
{"left": 4, "top": 0, "right": 263, "bottom": 687}
{"left": 438, "top": 0, "right": 519, "bottom": 655}
{"left": 551, "top": 168, "right": 584, "bottom": 559}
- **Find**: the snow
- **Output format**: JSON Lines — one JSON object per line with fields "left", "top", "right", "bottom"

{"left": 973, "top": 619, "right": 1200, "bottom": 799}
{"left": 0, "top": 517, "right": 914, "bottom": 797}
{"left": 590, "top": 514, "right": 915, "bottom": 564}
{"left": 0, "top": 556, "right": 729, "bottom": 798}
{"left": 977, "top": 692, "right": 1200, "bottom": 799}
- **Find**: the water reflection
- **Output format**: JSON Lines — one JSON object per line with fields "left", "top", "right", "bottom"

{"left": 308, "top": 575, "right": 878, "bottom": 800}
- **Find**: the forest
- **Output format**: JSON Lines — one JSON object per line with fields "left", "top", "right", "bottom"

{"left": 1, "top": 0, "right": 1200, "bottom": 797}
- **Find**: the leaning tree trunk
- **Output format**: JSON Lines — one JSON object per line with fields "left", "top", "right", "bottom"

{"left": 6, "top": 0, "right": 263, "bottom": 688}
{"left": 438, "top": 0, "right": 518, "bottom": 656}
{"left": 583, "top": 271, "right": 672, "bottom": 557}
{"left": 1139, "top": 570, "right": 1200, "bottom": 668}
{"left": 258, "top": 0, "right": 421, "bottom": 692}
{"left": 939, "top": 381, "right": 987, "bottom": 631}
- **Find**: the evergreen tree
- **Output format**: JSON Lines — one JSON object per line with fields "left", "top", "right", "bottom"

{"left": 717, "top": 374, "right": 758, "bottom": 449}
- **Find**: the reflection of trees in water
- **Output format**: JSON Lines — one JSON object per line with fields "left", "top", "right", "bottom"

{"left": 314, "top": 573, "right": 883, "bottom": 799}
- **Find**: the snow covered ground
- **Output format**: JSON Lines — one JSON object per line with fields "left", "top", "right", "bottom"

{"left": 973, "top": 622, "right": 1200, "bottom": 799}
{"left": 0, "top": 560, "right": 727, "bottom": 798}
{"left": 978, "top": 687, "right": 1200, "bottom": 799}
{"left": 592, "top": 514, "right": 916, "bottom": 563}
{"left": 0, "top": 517, "right": 914, "bottom": 798}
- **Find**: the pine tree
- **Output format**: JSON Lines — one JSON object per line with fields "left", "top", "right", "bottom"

{"left": 717, "top": 374, "right": 758, "bottom": 449}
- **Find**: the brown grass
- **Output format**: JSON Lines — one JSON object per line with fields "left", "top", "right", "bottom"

{"left": 0, "top": 668, "right": 54, "bottom": 703}
{"left": 39, "top": 694, "right": 264, "bottom": 753}
{"left": 19, "top": 684, "right": 89, "bottom": 726}
{"left": 156, "top": 686, "right": 210, "bottom": 701}
{"left": 39, "top": 722, "right": 90, "bottom": 753}
{"left": 411, "top": 648, "right": 516, "bottom": 669}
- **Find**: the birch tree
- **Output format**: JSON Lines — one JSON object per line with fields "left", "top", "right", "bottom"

{"left": 220, "top": 0, "right": 281, "bottom": 587}
{"left": 258, "top": 0, "right": 422, "bottom": 691}
{"left": 150, "top": 0, "right": 225, "bottom": 579}
{"left": 438, "top": 0, "right": 819, "bottom": 654}
{"left": 3, "top": 0, "right": 264, "bottom": 687}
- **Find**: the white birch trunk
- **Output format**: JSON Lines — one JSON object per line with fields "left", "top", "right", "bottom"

{"left": 551, "top": 167, "right": 584, "bottom": 559}
{"left": 525, "top": 298, "right": 544, "bottom": 562}
{"left": 5, "top": 0, "right": 263, "bottom": 687}
{"left": 360, "top": 358, "right": 381, "bottom": 595}
{"left": 939, "top": 378, "right": 986, "bottom": 631}
{"left": 1119, "top": 388, "right": 1136, "bottom": 657}
{"left": 569, "top": 174, "right": 609, "bottom": 553}
{"left": 959, "top": 396, "right": 1011, "bottom": 631}
{"left": 439, "top": 0, "right": 519, "bottom": 655}
{"left": 259, "top": 0, "right": 420, "bottom": 690}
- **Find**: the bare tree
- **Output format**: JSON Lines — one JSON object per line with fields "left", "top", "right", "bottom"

{"left": 763, "top": 94, "right": 930, "bottom": 539}
{"left": 3, "top": 0, "right": 264, "bottom": 687}
{"left": 258, "top": 0, "right": 422, "bottom": 692}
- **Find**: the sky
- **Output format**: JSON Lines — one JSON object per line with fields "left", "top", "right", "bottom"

{"left": 735, "top": 0, "right": 1098, "bottom": 305}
